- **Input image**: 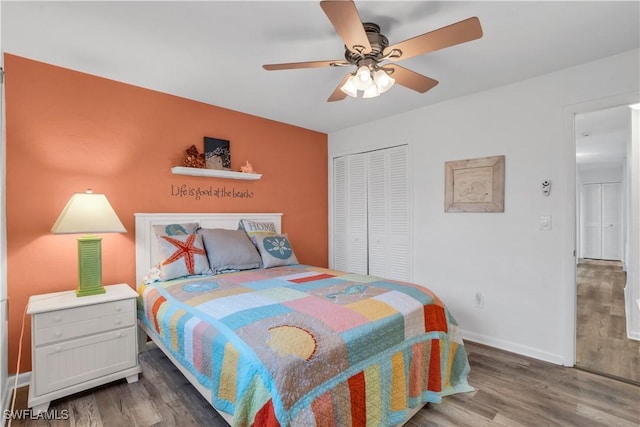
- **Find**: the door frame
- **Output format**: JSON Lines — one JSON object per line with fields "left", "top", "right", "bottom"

{"left": 562, "top": 91, "right": 640, "bottom": 366}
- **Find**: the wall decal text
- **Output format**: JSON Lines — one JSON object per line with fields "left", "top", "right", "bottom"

{"left": 171, "top": 184, "right": 254, "bottom": 200}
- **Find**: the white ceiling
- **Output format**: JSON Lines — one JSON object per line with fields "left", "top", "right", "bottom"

{"left": 2, "top": 1, "right": 639, "bottom": 134}
{"left": 575, "top": 105, "right": 632, "bottom": 171}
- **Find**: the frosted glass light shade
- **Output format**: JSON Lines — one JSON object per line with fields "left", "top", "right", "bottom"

{"left": 340, "top": 75, "right": 358, "bottom": 97}
{"left": 51, "top": 192, "right": 126, "bottom": 234}
{"left": 374, "top": 69, "right": 395, "bottom": 93}
{"left": 354, "top": 65, "right": 373, "bottom": 91}
{"left": 356, "top": 65, "right": 371, "bottom": 82}
{"left": 362, "top": 83, "right": 380, "bottom": 99}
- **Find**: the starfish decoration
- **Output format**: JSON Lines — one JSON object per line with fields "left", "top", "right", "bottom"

{"left": 160, "top": 235, "right": 206, "bottom": 275}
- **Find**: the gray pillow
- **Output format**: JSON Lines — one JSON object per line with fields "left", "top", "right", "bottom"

{"left": 198, "top": 228, "right": 262, "bottom": 274}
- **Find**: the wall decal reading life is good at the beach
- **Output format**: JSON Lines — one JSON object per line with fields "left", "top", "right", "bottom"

{"left": 171, "top": 184, "right": 254, "bottom": 200}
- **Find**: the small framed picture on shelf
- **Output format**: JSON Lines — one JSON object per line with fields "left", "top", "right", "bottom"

{"left": 204, "top": 137, "right": 231, "bottom": 170}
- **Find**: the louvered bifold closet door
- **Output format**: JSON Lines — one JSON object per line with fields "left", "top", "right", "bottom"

{"left": 367, "top": 146, "right": 410, "bottom": 281}
{"left": 333, "top": 157, "right": 348, "bottom": 271}
{"left": 333, "top": 154, "right": 368, "bottom": 274}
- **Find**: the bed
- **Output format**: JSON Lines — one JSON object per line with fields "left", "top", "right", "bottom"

{"left": 135, "top": 212, "right": 473, "bottom": 426}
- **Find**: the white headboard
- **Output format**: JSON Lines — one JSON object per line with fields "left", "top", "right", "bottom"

{"left": 135, "top": 212, "right": 283, "bottom": 286}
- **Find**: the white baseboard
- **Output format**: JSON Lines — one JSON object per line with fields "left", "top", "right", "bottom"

{"left": 628, "top": 330, "right": 640, "bottom": 341}
{"left": 3, "top": 372, "right": 31, "bottom": 413}
{"left": 462, "top": 330, "right": 565, "bottom": 366}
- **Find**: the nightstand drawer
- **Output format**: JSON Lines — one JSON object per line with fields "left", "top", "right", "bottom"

{"left": 33, "top": 326, "right": 137, "bottom": 396}
{"left": 34, "top": 299, "right": 134, "bottom": 330}
{"left": 35, "top": 313, "right": 135, "bottom": 346}
{"left": 27, "top": 284, "right": 141, "bottom": 412}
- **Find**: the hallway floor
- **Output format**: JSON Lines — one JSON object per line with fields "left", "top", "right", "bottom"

{"left": 576, "top": 259, "right": 640, "bottom": 383}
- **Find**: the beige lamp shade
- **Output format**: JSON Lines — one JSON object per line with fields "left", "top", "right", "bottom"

{"left": 51, "top": 191, "right": 126, "bottom": 234}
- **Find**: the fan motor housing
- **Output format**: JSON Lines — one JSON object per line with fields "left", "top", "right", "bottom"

{"left": 344, "top": 22, "right": 389, "bottom": 65}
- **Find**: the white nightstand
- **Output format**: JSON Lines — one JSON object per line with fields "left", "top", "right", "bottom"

{"left": 27, "top": 284, "right": 142, "bottom": 412}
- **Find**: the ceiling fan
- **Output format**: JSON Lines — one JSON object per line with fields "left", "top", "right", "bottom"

{"left": 263, "top": 0, "right": 483, "bottom": 102}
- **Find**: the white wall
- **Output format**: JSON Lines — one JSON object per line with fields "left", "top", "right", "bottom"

{"left": 328, "top": 49, "right": 640, "bottom": 364}
{"left": 578, "top": 164, "right": 623, "bottom": 184}
{"left": 627, "top": 106, "right": 640, "bottom": 340}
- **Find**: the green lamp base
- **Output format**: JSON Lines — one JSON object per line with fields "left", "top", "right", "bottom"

{"left": 77, "top": 235, "right": 106, "bottom": 297}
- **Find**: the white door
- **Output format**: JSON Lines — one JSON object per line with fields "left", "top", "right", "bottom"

{"left": 601, "top": 182, "right": 622, "bottom": 260}
{"left": 333, "top": 154, "right": 368, "bottom": 274}
{"left": 582, "top": 184, "right": 602, "bottom": 259}
{"left": 581, "top": 182, "right": 622, "bottom": 260}
{"left": 333, "top": 146, "right": 411, "bottom": 280}
{"left": 367, "top": 146, "right": 410, "bottom": 281}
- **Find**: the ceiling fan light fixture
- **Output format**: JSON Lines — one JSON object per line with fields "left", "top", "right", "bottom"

{"left": 353, "top": 65, "right": 374, "bottom": 90}
{"left": 357, "top": 78, "right": 374, "bottom": 91}
{"left": 362, "top": 83, "right": 380, "bottom": 99}
{"left": 356, "top": 65, "right": 371, "bottom": 82}
{"left": 340, "top": 74, "right": 358, "bottom": 97}
{"left": 374, "top": 69, "right": 395, "bottom": 93}
{"left": 263, "top": 2, "right": 483, "bottom": 103}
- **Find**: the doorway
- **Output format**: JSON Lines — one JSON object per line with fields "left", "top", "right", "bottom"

{"left": 574, "top": 104, "right": 640, "bottom": 383}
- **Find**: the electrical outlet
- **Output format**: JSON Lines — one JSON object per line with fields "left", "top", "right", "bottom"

{"left": 474, "top": 292, "right": 484, "bottom": 309}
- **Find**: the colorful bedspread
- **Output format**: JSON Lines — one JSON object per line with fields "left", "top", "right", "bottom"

{"left": 138, "top": 265, "right": 473, "bottom": 426}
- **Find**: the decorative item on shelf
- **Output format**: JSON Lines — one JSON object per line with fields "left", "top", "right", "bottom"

{"left": 240, "top": 161, "right": 255, "bottom": 173}
{"left": 204, "top": 137, "right": 231, "bottom": 170}
{"left": 51, "top": 189, "right": 126, "bottom": 297}
{"left": 183, "top": 144, "right": 205, "bottom": 168}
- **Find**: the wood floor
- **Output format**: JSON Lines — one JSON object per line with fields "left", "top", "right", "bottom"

{"left": 8, "top": 340, "right": 640, "bottom": 426}
{"left": 576, "top": 258, "right": 640, "bottom": 383}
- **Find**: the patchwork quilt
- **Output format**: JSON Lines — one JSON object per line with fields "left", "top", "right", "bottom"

{"left": 138, "top": 265, "right": 473, "bottom": 427}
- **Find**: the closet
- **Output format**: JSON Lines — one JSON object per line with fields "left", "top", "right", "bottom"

{"left": 332, "top": 145, "right": 411, "bottom": 281}
{"left": 580, "top": 182, "right": 622, "bottom": 260}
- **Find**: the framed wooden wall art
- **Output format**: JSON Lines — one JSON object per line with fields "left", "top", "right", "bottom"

{"left": 444, "top": 155, "right": 505, "bottom": 212}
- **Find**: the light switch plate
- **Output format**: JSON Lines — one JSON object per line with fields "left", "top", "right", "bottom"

{"left": 539, "top": 215, "right": 552, "bottom": 230}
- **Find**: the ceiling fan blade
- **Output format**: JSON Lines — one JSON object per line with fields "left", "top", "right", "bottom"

{"left": 383, "top": 65, "right": 438, "bottom": 93}
{"left": 327, "top": 74, "right": 351, "bottom": 102}
{"left": 383, "top": 17, "right": 482, "bottom": 62}
{"left": 320, "top": 0, "right": 372, "bottom": 54}
{"left": 263, "top": 60, "right": 349, "bottom": 71}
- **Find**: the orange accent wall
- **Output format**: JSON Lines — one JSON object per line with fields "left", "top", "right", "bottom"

{"left": 4, "top": 54, "right": 328, "bottom": 374}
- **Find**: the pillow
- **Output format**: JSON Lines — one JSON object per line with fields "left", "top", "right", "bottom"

{"left": 251, "top": 233, "right": 299, "bottom": 268}
{"left": 153, "top": 222, "right": 199, "bottom": 237}
{"left": 142, "top": 264, "right": 165, "bottom": 284}
{"left": 157, "top": 233, "right": 211, "bottom": 281}
{"left": 238, "top": 219, "right": 277, "bottom": 240}
{"left": 199, "top": 228, "right": 262, "bottom": 274}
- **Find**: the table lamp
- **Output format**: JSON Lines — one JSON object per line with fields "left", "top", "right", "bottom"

{"left": 51, "top": 189, "right": 126, "bottom": 297}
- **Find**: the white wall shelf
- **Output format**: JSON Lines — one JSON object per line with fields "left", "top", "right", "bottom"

{"left": 171, "top": 166, "right": 261, "bottom": 180}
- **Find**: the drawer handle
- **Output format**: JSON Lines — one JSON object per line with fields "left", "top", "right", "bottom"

{"left": 115, "top": 307, "right": 122, "bottom": 312}
{"left": 54, "top": 331, "right": 62, "bottom": 337}
{"left": 115, "top": 332, "right": 122, "bottom": 338}
{"left": 53, "top": 315, "right": 62, "bottom": 322}
{"left": 115, "top": 319, "right": 122, "bottom": 325}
